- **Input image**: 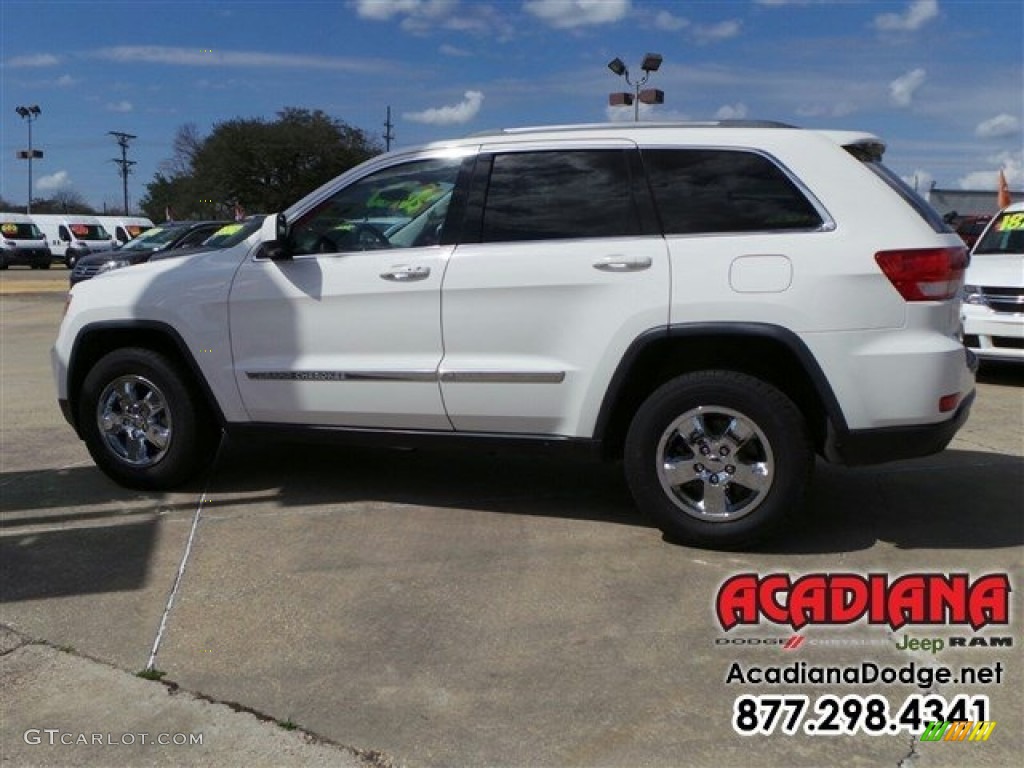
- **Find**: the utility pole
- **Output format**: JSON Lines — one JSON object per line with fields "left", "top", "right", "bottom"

{"left": 108, "top": 131, "right": 137, "bottom": 214}
{"left": 383, "top": 106, "right": 395, "bottom": 152}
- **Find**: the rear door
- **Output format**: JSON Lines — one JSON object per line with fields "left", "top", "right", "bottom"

{"left": 439, "top": 142, "right": 670, "bottom": 437}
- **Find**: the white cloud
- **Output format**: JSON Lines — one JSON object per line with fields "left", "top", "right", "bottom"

{"left": 106, "top": 100, "right": 133, "bottom": 113}
{"left": 653, "top": 10, "right": 687, "bottom": 31}
{"left": 56, "top": 74, "right": 77, "bottom": 87}
{"left": 439, "top": 43, "right": 471, "bottom": 57}
{"left": 796, "top": 101, "right": 857, "bottom": 118}
{"left": 92, "top": 46, "right": 381, "bottom": 73}
{"left": 976, "top": 114, "right": 1021, "bottom": 139}
{"left": 957, "top": 151, "right": 1023, "bottom": 190}
{"left": 874, "top": 0, "right": 939, "bottom": 32}
{"left": 6, "top": 53, "right": 59, "bottom": 68}
{"left": 889, "top": 68, "right": 926, "bottom": 107}
{"left": 691, "top": 20, "right": 742, "bottom": 44}
{"left": 354, "top": 0, "right": 453, "bottom": 20}
{"left": 524, "top": 0, "right": 630, "bottom": 29}
{"left": 404, "top": 90, "right": 483, "bottom": 125}
{"left": 36, "top": 170, "right": 71, "bottom": 193}
{"left": 715, "top": 103, "right": 748, "bottom": 120}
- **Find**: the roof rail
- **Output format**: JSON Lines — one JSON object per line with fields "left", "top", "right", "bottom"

{"left": 469, "top": 120, "right": 799, "bottom": 138}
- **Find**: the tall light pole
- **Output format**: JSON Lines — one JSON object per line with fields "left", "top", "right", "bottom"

{"left": 15, "top": 105, "right": 43, "bottom": 214}
{"left": 607, "top": 54, "right": 665, "bottom": 122}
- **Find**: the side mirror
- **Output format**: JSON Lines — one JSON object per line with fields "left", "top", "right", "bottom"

{"left": 259, "top": 212, "right": 292, "bottom": 260}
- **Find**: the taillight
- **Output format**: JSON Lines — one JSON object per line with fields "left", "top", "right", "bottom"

{"left": 874, "top": 246, "right": 968, "bottom": 301}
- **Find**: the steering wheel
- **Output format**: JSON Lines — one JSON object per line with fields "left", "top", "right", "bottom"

{"left": 350, "top": 223, "right": 390, "bottom": 250}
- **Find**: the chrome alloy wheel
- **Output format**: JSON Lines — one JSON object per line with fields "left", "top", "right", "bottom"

{"left": 655, "top": 406, "right": 774, "bottom": 522}
{"left": 96, "top": 374, "right": 172, "bottom": 467}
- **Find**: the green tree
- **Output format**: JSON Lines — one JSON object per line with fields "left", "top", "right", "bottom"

{"left": 140, "top": 109, "right": 380, "bottom": 221}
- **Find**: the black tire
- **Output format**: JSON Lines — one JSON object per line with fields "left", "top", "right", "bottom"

{"left": 78, "top": 348, "right": 216, "bottom": 489}
{"left": 37, "top": 260, "right": 51, "bottom": 270}
{"left": 624, "top": 370, "right": 812, "bottom": 550}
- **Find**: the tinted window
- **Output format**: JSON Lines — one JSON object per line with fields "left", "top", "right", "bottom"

{"left": 643, "top": 149, "right": 823, "bottom": 235}
{"left": 480, "top": 150, "right": 640, "bottom": 242}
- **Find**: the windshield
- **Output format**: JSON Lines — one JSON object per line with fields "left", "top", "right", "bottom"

{"left": 121, "top": 226, "right": 185, "bottom": 250}
{"left": 1, "top": 222, "right": 44, "bottom": 239}
{"left": 70, "top": 223, "right": 111, "bottom": 241}
{"left": 973, "top": 210, "right": 1024, "bottom": 255}
{"left": 201, "top": 216, "right": 265, "bottom": 248}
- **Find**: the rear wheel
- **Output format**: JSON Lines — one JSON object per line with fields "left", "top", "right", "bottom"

{"left": 624, "top": 370, "right": 812, "bottom": 549}
{"left": 79, "top": 348, "right": 216, "bottom": 489}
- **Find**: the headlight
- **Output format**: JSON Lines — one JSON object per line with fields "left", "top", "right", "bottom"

{"left": 961, "top": 284, "right": 985, "bottom": 305}
{"left": 95, "top": 259, "right": 131, "bottom": 275}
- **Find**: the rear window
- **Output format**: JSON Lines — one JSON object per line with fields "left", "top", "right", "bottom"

{"left": 478, "top": 150, "right": 642, "bottom": 242}
{"left": 973, "top": 210, "right": 1024, "bottom": 255}
{"left": 642, "top": 149, "right": 823, "bottom": 235}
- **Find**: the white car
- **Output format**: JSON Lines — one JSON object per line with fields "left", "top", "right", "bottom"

{"left": 52, "top": 121, "right": 975, "bottom": 549}
{"left": 962, "top": 201, "right": 1024, "bottom": 362}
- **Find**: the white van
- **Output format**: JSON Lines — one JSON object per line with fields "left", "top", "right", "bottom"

{"left": 0, "top": 212, "right": 52, "bottom": 269}
{"left": 97, "top": 216, "right": 154, "bottom": 246}
{"left": 31, "top": 214, "right": 116, "bottom": 268}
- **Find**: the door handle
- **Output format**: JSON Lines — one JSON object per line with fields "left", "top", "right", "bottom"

{"left": 593, "top": 256, "right": 653, "bottom": 272}
{"left": 380, "top": 265, "right": 431, "bottom": 281}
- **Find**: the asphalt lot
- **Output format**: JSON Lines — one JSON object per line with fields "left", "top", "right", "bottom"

{"left": 2, "top": 275, "right": 1022, "bottom": 767}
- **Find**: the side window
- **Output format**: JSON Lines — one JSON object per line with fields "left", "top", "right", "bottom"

{"left": 643, "top": 149, "right": 823, "bottom": 235}
{"left": 290, "top": 156, "right": 463, "bottom": 256}
{"left": 116, "top": 226, "right": 129, "bottom": 242}
{"left": 58, "top": 225, "right": 71, "bottom": 242}
{"left": 479, "top": 150, "right": 641, "bottom": 243}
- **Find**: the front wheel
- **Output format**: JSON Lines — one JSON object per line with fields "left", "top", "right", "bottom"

{"left": 79, "top": 348, "right": 216, "bottom": 489}
{"left": 624, "top": 371, "right": 812, "bottom": 550}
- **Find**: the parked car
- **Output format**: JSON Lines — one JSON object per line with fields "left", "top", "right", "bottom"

{"left": 96, "top": 216, "right": 155, "bottom": 246}
{"left": 147, "top": 216, "right": 266, "bottom": 262}
{"left": 32, "top": 214, "right": 116, "bottom": 268}
{"left": 69, "top": 220, "right": 227, "bottom": 285}
{"left": 0, "top": 212, "right": 52, "bottom": 269}
{"left": 961, "top": 202, "right": 1024, "bottom": 363}
{"left": 53, "top": 121, "right": 975, "bottom": 549}
{"left": 954, "top": 215, "right": 992, "bottom": 250}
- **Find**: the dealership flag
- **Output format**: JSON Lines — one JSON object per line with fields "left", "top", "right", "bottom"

{"left": 998, "top": 170, "right": 1012, "bottom": 209}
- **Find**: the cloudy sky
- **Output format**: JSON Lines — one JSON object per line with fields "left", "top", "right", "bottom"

{"left": 1, "top": 0, "right": 1021, "bottom": 211}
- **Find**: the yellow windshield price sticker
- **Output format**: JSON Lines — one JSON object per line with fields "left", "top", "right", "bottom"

{"left": 1, "top": 223, "right": 18, "bottom": 235}
{"left": 997, "top": 212, "right": 1024, "bottom": 231}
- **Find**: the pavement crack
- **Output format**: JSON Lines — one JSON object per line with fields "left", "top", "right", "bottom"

{"left": 144, "top": 432, "right": 226, "bottom": 671}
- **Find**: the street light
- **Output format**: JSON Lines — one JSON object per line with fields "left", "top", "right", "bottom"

{"left": 607, "top": 53, "right": 665, "bottom": 122}
{"left": 15, "top": 105, "right": 43, "bottom": 214}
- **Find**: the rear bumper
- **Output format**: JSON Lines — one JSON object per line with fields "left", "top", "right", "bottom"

{"left": 827, "top": 388, "right": 975, "bottom": 466}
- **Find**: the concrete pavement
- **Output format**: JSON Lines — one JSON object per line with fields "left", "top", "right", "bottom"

{"left": 2, "top": 286, "right": 1022, "bottom": 767}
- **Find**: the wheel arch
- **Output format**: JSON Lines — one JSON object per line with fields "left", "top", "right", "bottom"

{"left": 594, "top": 323, "right": 846, "bottom": 459}
{"left": 66, "top": 321, "right": 226, "bottom": 436}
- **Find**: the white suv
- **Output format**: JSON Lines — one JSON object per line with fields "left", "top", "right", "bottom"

{"left": 961, "top": 202, "right": 1024, "bottom": 362}
{"left": 52, "top": 122, "right": 975, "bottom": 549}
